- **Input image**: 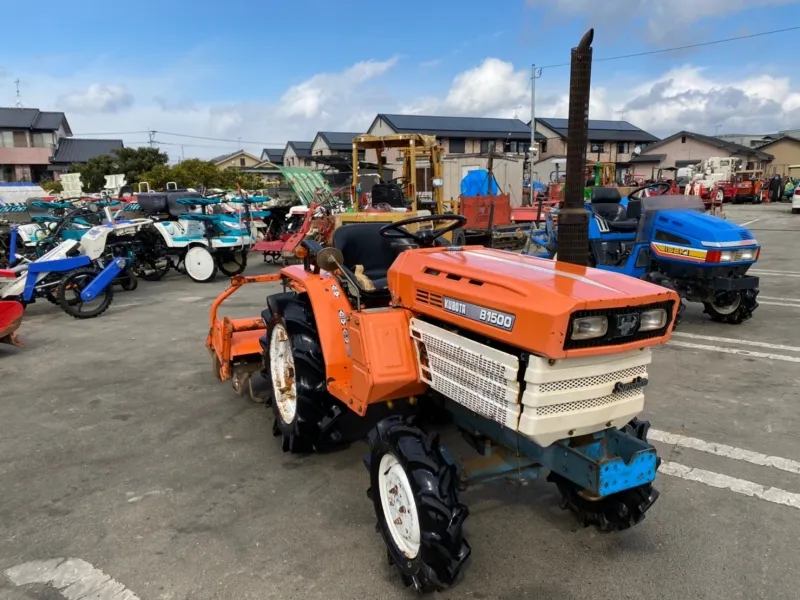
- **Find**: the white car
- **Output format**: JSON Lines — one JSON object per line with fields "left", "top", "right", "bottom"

{"left": 793, "top": 186, "right": 800, "bottom": 214}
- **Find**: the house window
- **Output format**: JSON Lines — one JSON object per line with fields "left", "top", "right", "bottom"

{"left": 504, "top": 141, "right": 519, "bottom": 153}
{"left": 480, "top": 140, "right": 495, "bottom": 154}
{"left": 590, "top": 142, "right": 604, "bottom": 153}
{"left": 0, "top": 131, "right": 13, "bottom": 147}
{"left": 13, "top": 131, "right": 28, "bottom": 148}
{"left": 681, "top": 136, "right": 687, "bottom": 143}
{"left": 617, "top": 142, "right": 630, "bottom": 154}
{"left": 239, "top": 157, "right": 246, "bottom": 167}
{"left": 540, "top": 140, "right": 547, "bottom": 153}
{"left": 448, "top": 138, "right": 466, "bottom": 153}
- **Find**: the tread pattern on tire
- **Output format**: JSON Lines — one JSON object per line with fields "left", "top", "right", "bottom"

{"left": 547, "top": 417, "right": 660, "bottom": 532}
{"left": 264, "top": 293, "right": 353, "bottom": 453}
{"left": 57, "top": 268, "right": 114, "bottom": 319}
{"left": 703, "top": 288, "right": 759, "bottom": 324}
{"left": 366, "top": 416, "right": 471, "bottom": 593}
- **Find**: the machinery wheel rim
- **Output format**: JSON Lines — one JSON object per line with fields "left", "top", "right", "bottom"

{"left": 711, "top": 293, "right": 741, "bottom": 315}
{"left": 185, "top": 246, "right": 215, "bottom": 281}
{"left": 270, "top": 323, "right": 297, "bottom": 424}
{"left": 378, "top": 453, "right": 421, "bottom": 559}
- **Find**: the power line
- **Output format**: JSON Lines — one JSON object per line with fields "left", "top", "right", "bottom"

{"left": 538, "top": 26, "right": 800, "bottom": 70}
{"left": 156, "top": 131, "right": 284, "bottom": 145}
{"left": 72, "top": 131, "right": 151, "bottom": 136}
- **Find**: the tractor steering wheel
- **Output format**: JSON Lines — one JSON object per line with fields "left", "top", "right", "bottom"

{"left": 380, "top": 214, "right": 467, "bottom": 248}
{"left": 629, "top": 181, "right": 673, "bottom": 198}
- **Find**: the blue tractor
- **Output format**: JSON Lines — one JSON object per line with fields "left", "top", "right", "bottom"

{"left": 527, "top": 182, "right": 761, "bottom": 324}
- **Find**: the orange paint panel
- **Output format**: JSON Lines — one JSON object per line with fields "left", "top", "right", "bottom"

{"left": 347, "top": 308, "right": 427, "bottom": 413}
{"left": 388, "top": 246, "right": 679, "bottom": 359}
{"left": 280, "top": 265, "right": 355, "bottom": 394}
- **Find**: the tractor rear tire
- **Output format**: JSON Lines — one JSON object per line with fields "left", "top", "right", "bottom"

{"left": 366, "top": 416, "right": 470, "bottom": 593}
{"left": 265, "top": 293, "right": 352, "bottom": 453}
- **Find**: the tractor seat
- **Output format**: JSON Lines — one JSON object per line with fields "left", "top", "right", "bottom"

{"left": 332, "top": 223, "right": 402, "bottom": 292}
{"left": 590, "top": 187, "right": 639, "bottom": 232}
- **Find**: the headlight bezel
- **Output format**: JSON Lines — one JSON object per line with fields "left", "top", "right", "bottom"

{"left": 564, "top": 301, "right": 675, "bottom": 350}
{"left": 570, "top": 315, "right": 608, "bottom": 340}
{"left": 639, "top": 308, "right": 668, "bottom": 331}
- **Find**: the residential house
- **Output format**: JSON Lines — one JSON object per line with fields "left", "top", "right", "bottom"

{"left": 0, "top": 107, "right": 72, "bottom": 182}
{"left": 630, "top": 131, "right": 773, "bottom": 177}
{"left": 282, "top": 141, "right": 313, "bottom": 168}
{"left": 49, "top": 138, "right": 124, "bottom": 179}
{"left": 259, "top": 148, "right": 284, "bottom": 166}
{"left": 716, "top": 133, "right": 779, "bottom": 149}
{"left": 309, "top": 131, "right": 364, "bottom": 171}
{"left": 755, "top": 135, "right": 800, "bottom": 176}
{"left": 531, "top": 117, "right": 659, "bottom": 183}
{"left": 368, "top": 113, "right": 538, "bottom": 159}
{"left": 212, "top": 150, "right": 262, "bottom": 170}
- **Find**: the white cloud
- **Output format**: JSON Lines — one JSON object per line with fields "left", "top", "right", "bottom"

{"left": 58, "top": 83, "right": 134, "bottom": 114}
{"left": 7, "top": 52, "right": 799, "bottom": 162}
{"left": 406, "top": 58, "right": 799, "bottom": 136}
{"left": 526, "top": 0, "right": 797, "bottom": 42}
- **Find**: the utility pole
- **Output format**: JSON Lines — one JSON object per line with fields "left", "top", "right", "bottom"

{"left": 13, "top": 79, "right": 22, "bottom": 107}
{"left": 528, "top": 64, "right": 543, "bottom": 206}
{"left": 148, "top": 130, "right": 156, "bottom": 148}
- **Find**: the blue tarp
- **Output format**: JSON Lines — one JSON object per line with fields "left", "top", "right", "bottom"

{"left": 460, "top": 169, "right": 500, "bottom": 196}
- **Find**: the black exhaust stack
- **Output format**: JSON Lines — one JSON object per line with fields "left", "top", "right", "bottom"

{"left": 556, "top": 28, "right": 594, "bottom": 267}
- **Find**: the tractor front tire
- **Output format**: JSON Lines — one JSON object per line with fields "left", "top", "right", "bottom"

{"left": 703, "top": 289, "right": 759, "bottom": 324}
{"left": 366, "top": 416, "right": 470, "bottom": 593}
{"left": 265, "top": 294, "right": 351, "bottom": 453}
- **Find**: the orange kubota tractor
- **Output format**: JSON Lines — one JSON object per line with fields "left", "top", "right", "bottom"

{"left": 207, "top": 29, "right": 680, "bottom": 593}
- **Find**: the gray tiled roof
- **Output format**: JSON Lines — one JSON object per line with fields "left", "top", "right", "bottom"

{"left": 316, "top": 131, "right": 362, "bottom": 150}
{"left": 287, "top": 141, "right": 313, "bottom": 157}
{"left": 630, "top": 153, "right": 666, "bottom": 163}
{"left": 51, "top": 138, "right": 123, "bottom": 164}
{"left": 261, "top": 148, "right": 284, "bottom": 162}
{"left": 378, "top": 114, "right": 542, "bottom": 140}
{"left": 641, "top": 130, "right": 773, "bottom": 160}
{"left": 0, "top": 107, "right": 71, "bottom": 134}
{"left": 536, "top": 117, "right": 659, "bottom": 143}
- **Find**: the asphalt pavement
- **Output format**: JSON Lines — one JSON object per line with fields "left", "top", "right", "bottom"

{"left": 1, "top": 203, "right": 799, "bottom": 600}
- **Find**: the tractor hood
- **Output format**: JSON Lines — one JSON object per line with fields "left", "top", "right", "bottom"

{"left": 388, "top": 246, "right": 679, "bottom": 359}
{"left": 653, "top": 209, "right": 759, "bottom": 247}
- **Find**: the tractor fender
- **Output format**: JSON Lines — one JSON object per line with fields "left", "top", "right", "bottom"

{"left": 279, "top": 265, "right": 355, "bottom": 399}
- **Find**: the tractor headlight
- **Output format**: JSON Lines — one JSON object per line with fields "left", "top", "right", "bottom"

{"left": 571, "top": 316, "right": 608, "bottom": 340}
{"left": 720, "top": 250, "right": 734, "bottom": 262}
{"left": 738, "top": 249, "right": 756, "bottom": 261}
{"left": 639, "top": 308, "right": 668, "bottom": 331}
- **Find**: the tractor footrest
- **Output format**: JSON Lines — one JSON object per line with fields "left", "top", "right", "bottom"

{"left": 713, "top": 275, "right": 759, "bottom": 291}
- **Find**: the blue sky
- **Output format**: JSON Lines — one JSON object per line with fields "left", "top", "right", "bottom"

{"left": 2, "top": 0, "right": 799, "bottom": 159}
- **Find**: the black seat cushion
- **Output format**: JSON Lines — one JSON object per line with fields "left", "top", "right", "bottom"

{"left": 590, "top": 187, "right": 624, "bottom": 221}
{"left": 591, "top": 187, "right": 622, "bottom": 203}
{"left": 332, "top": 223, "right": 401, "bottom": 290}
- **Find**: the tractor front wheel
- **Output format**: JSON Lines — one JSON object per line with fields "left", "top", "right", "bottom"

{"left": 366, "top": 416, "right": 470, "bottom": 593}
{"left": 703, "top": 289, "right": 759, "bottom": 324}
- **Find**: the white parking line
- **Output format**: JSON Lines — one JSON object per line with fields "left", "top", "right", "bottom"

{"left": 759, "top": 300, "right": 800, "bottom": 308}
{"left": 759, "top": 296, "right": 800, "bottom": 303}
{"left": 650, "top": 430, "right": 800, "bottom": 476}
{"left": 751, "top": 269, "right": 800, "bottom": 278}
{"left": 5, "top": 558, "right": 140, "bottom": 599}
{"left": 739, "top": 218, "right": 761, "bottom": 226}
{"left": 668, "top": 340, "right": 800, "bottom": 362}
{"left": 750, "top": 269, "right": 800, "bottom": 275}
{"left": 671, "top": 331, "right": 800, "bottom": 353}
{"left": 660, "top": 461, "right": 800, "bottom": 511}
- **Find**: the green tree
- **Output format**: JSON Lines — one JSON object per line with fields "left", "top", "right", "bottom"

{"left": 169, "top": 159, "right": 224, "bottom": 188}
{"left": 219, "top": 168, "right": 265, "bottom": 190}
{"left": 70, "top": 155, "right": 117, "bottom": 192}
{"left": 137, "top": 164, "right": 175, "bottom": 190}
{"left": 113, "top": 147, "right": 169, "bottom": 183}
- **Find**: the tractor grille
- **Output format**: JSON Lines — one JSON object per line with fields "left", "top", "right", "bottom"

{"left": 534, "top": 364, "right": 647, "bottom": 393}
{"left": 563, "top": 301, "right": 674, "bottom": 350}
{"left": 410, "top": 318, "right": 520, "bottom": 429}
{"left": 532, "top": 388, "right": 641, "bottom": 416}
{"left": 739, "top": 231, "right": 752, "bottom": 240}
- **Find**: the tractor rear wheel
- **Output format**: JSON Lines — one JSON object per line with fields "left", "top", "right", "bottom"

{"left": 265, "top": 294, "right": 352, "bottom": 453}
{"left": 366, "top": 416, "right": 470, "bottom": 593}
